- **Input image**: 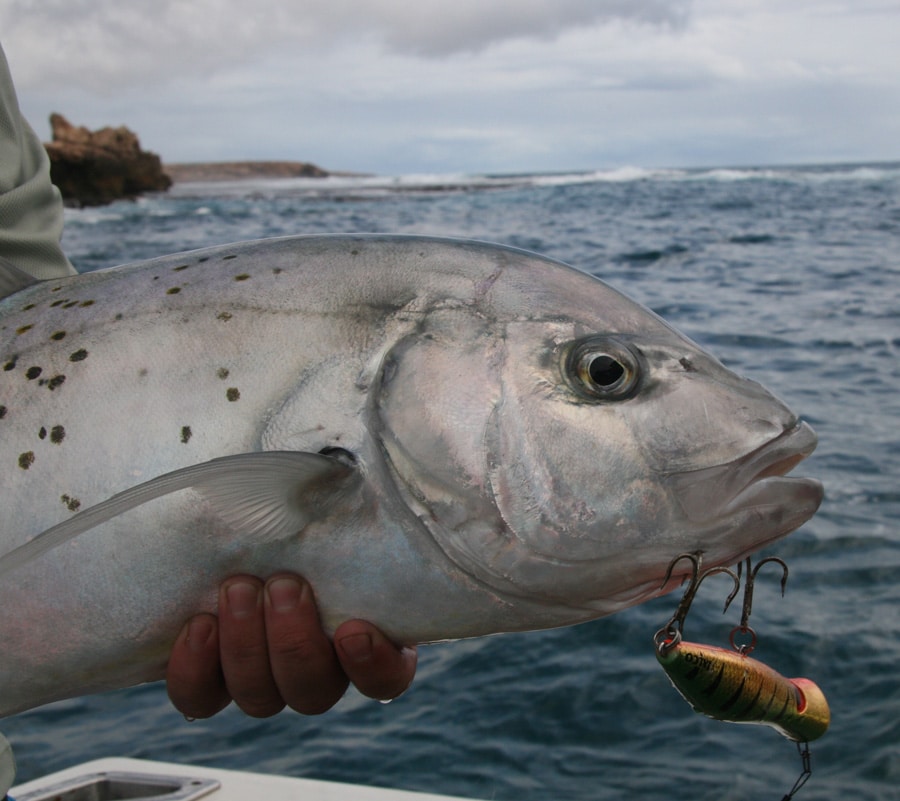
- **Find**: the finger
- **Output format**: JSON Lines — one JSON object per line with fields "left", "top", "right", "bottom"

{"left": 334, "top": 620, "right": 418, "bottom": 701}
{"left": 165, "top": 614, "right": 231, "bottom": 719}
{"left": 264, "top": 575, "right": 349, "bottom": 715}
{"left": 218, "top": 576, "right": 284, "bottom": 717}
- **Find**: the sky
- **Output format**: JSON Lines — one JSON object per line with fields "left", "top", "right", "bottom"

{"left": 2, "top": 0, "right": 899, "bottom": 175}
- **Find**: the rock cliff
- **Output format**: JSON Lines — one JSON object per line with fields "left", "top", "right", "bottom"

{"left": 44, "top": 114, "right": 172, "bottom": 207}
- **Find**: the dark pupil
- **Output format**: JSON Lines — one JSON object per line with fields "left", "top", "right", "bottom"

{"left": 589, "top": 355, "right": 624, "bottom": 387}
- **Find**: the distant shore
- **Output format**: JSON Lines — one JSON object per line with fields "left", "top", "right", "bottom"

{"left": 163, "top": 160, "right": 366, "bottom": 183}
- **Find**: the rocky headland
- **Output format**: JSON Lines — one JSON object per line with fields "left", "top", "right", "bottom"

{"left": 44, "top": 114, "right": 172, "bottom": 207}
{"left": 164, "top": 161, "right": 330, "bottom": 183}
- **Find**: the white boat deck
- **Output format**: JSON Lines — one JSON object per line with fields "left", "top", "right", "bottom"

{"left": 10, "top": 756, "right": 481, "bottom": 801}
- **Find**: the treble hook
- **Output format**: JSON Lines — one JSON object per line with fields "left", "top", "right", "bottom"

{"left": 654, "top": 551, "right": 740, "bottom": 653}
{"left": 729, "top": 555, "right": 790, "bottom": 654}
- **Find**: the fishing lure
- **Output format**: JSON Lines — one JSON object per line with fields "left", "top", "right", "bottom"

{"left": 654, "top": 553, "right": 830, "bottom": 799}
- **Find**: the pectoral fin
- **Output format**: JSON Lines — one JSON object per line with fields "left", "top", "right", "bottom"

{"left": 0, "top": 451, "right": 360, "bottom": 578}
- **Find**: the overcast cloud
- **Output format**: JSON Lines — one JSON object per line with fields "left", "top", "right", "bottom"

{"left": 2, "top": 0, "right": 897, "bottom": 173}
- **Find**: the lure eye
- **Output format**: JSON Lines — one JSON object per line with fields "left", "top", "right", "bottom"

{"left": 565, "top": 336, "right": 642, "bottom": 401}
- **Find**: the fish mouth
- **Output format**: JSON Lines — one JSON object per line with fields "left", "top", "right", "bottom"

{"left": 670, "top": 420, "right": 824, "bottom": 564}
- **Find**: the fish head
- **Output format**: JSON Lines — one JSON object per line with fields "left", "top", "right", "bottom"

{"left": 376, "top": 249, "right": 822, "bottom": 624}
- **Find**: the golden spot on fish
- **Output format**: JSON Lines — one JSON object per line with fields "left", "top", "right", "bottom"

{"left": 61, "top": 494, "right": 81, "bottom": 512}
{"left": 167, "top": 287, "right": 182, "bottom": 295}
{"left": 234, "top": 274, "right": 250, "bottom": 281}
{"left": 217, "top": 367, "right": 229, "bottom": 379}
{"left": 69, "top": 349, "right": 89, "bottom": 362}
{"left": 226, "top": 387, "right": 240, "bottom": 402}
{"left": 50, "top": 425, "right": 65, "bottom": 444}
{"left": 50, "top": 331, "right": 67, "bottom": 341}
{"left": 16, "top": 325, "right": 33, "bottom": 335}
{"left": 173, "top": 264, "right": 190, "bottom": 272}
{"left": 181, "top": 426, "right": 192, "bottom": 444}
{"left": 18, "top": 451, "right": 35, "bottom": 469}
{"left": 25, "top": 366, "right": 42, "bottom": 380}
{"left": 80, "top": 300, "right": 95, "bottom": 307}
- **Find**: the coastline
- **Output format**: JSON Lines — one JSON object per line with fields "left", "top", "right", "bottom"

{"left": 163, "top": 160, "right": 364, "bottom": 183}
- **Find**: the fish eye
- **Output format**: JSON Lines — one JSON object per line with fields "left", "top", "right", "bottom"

{"left": 565, "top": 337, "right": 642, "bottom": 401}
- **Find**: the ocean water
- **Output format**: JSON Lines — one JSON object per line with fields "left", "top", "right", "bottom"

{"left": 4, "top": 163, "right": 899, "bottom": 800}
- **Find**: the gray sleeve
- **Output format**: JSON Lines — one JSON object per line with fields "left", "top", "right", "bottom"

{"left": 0, "top": 42, "right": 76, "bottom": 278}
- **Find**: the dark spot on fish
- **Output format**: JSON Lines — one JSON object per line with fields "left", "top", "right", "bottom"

{"left": 273, "top": 267, "right": 283, "bottom": 275}
{"left": 61, "top": 494, "right": 81, "bottom": 512}
{"left": 217, "top": 312, "right": 232, "bottom": 321}
{"left": 50, "top": 299, "right": 66, "bottom": 307}
{"left": 223, "top": 255, "right": 238, "bottom": 261}
{"left": 18, "top": 451, "right": 35, "bottom": 469}
{"left": 0, "top": 405, "right": 6, "bottom": 419}
{"left": 69, "top": 349, "right": 89, "bottom": 362}
{"left": 234, "top": 274, "right": 250, "bottom": 281}
{"left": 167, "top": 287, "right": 182, "bottom": 295}
{"left": 3, "top": 357, "right": 17, "bottom": 371}
{"left": 115, "top": 313, "right": 124, "bottom": 321}
{"left": 50, "top": 425, "right": 65, "bottom": 444}
{"left": 180, "top": 425, "right": 192, "bottom": 443}
{"left": 198, "top": 257, "right": 209, "bottom": 263}
{"left": 153, "top": 275, "right": 160, "bottom": 281}
{"left": 50, "top": 331, "right": 67, "bottom": 341}
{"left": 80, "top": 300, "right": 95, "bottom": 307}
{"left": 63, "top": 301, "right": 79, "bottom": 309}
{"left": 22, "top": 303, "right": 36, "bottom": 311}
{"left": 226, "top": 387, "right": 240, "bottom": 402}
{"left": 51, "top": 286, "right": 63, "bottom": 292}
{"left": 173, "top": 264, "right": 190, "bottom": 271}
{"left": 46, "top": 375, "right": 66, "bottom": 390}
{"left": 39, "top": 426, "right": 47, "bottom": 440}
{"left": 679, "top": 357, "right": 697, "bottom": 372}
{"left": 25, "top": 366, "right": 42, "bottom": 380}
{"left": 16, "top": 325, "right": 33, "bottom": 335}
{"left": 217, "top": 367, "right": 230, "bottom": 379}
{"left": 351, "top": 249, "right": 359, "bottom": 256}
{"left": 138, "top": 368, "right": 149, "bottom": 378}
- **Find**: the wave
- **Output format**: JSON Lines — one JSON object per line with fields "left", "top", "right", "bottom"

{"left": 165, "top": 160, "right": 900, "bottom": 202}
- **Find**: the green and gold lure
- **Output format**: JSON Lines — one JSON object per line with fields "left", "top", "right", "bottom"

{"left": 654, "top": 553, "right": 830, "bottom": 800}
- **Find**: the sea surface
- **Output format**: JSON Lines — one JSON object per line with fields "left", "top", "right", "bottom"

{"left": 4, "top": 163, "right": 899, "bottom": 800}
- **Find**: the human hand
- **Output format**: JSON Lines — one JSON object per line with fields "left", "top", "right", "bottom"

{"left": 166, "top": 573, "right": 417, "bottom": 718}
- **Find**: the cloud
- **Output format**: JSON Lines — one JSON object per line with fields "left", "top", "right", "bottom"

{"left": 1, "top": 0, "right": 690, "bottom": 91}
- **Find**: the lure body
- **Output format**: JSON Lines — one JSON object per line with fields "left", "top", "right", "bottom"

{"left": 656, "top": 638, "right": 830, "bottom": 742}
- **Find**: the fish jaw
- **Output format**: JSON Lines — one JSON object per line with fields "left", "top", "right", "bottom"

{"left": 665, "top": 420, "right": 824, "bottom": 568}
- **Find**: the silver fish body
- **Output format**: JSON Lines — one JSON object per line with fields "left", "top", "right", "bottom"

{"left": 0, "top": 235, "right": 823, "bottom": 716}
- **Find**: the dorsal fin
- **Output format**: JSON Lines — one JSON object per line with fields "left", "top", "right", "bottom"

{"left": 0, "top": 256, "right": 39, "bottom": 299}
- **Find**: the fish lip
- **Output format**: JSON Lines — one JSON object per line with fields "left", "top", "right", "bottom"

{"left": 671, "top": 419, "right": 823, "bottom": 529}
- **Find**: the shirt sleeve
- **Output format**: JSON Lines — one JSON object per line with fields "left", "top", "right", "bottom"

{"left": 0, "top": 42, "right": 76, "bottom": 279}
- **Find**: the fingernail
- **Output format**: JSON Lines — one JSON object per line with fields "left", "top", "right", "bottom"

{"left": 266, "top": 577, "right": 302, "bottom": 613}
{"left": 225, "top": 581, "right": 260, "bottom": 619}
{"left": 338, "top": 632, "right": 373, "bottom": 664}
{"left": 185, "top": 617, "right": 215, "bottom": 653}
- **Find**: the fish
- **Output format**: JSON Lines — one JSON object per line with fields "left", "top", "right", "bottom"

{"left": 0, "top": 234, "right": 823, "bottom": 717}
